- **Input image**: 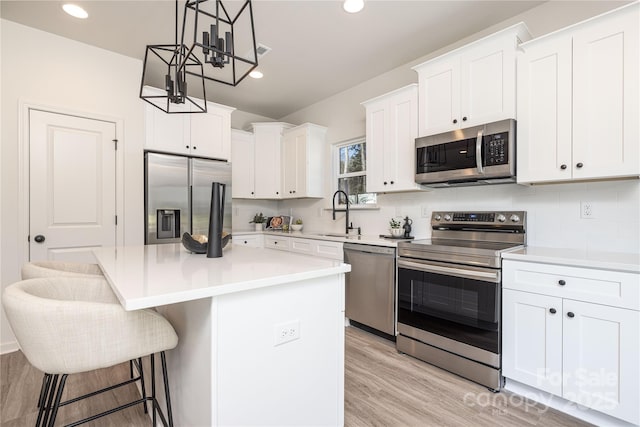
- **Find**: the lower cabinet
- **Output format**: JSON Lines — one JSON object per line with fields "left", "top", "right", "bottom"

{"left": 257, "top": 235, "right": 343, "bottom": 261}
{"left": 502, "top": 260, "right": 640, "bottom": 425}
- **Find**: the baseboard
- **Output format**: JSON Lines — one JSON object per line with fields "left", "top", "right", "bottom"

{"left": 1, "top": 341, "right": 19, "bottom": 355}
{"left": 504, "top": 378, "right": 637, "bottom": 427}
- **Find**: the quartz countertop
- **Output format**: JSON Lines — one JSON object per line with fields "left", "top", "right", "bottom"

{"left": 502, "top": 246, "right": 640, "bottom": 273}
{"left": 93, "top": 244, "right": 351, "bottom": 310}
{"left": 233, "top": 230, "right": 421, "bottom": 247}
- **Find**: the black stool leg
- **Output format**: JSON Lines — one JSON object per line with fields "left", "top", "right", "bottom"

{"left": 39, "top": 374, "right": 59, "bottom": 427}
{"left": 37, "top": 374, "right": 51, "bottom": 408}
{"left": 47, "top": 374, "right": 68, "bottom": 427}
{"left": 151, "top": 354, "right": 157, "bottom": 427}
{"left": 137, "top": 357, "right": 148, "bottom": 414}
{"left": 161, "top": 351, "right": 174, "bottom": 427}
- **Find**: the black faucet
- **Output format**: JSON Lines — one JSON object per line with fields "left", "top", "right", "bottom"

{"left": 332, "top": 190, "right": 350, "bottom": 234}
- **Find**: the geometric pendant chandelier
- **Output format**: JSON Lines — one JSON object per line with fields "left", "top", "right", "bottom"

{"left": 181, "top": 0, "right": 259, "bottom": 87}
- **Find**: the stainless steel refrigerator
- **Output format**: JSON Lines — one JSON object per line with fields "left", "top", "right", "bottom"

{"left": 144, "top": 152, "right": 232, "bottom": 245}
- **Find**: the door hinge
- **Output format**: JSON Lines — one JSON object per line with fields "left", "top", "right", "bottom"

{"left": 112, "top": 139, "right": 118, "bottom": 150}
{"left": 115, "top": 215, "right": 118, "bottom": 225}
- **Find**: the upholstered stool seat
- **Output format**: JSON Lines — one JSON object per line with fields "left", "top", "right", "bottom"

{"left": 21, "top": 261, "right": 103, "bottom": 280}
{"left": 2, "top": 277, "right": 178, "bottom": 426}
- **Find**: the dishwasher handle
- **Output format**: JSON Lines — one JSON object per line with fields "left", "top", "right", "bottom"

{"left": 343, "top": 243, "right": 396, "bottom": 256}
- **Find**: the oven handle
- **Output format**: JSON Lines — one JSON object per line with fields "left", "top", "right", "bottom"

{"left": 476, "top": 128, "right": 484, "bottom": 174}
{"left": 398, "top": 259, "right": 500, "bottom": 283}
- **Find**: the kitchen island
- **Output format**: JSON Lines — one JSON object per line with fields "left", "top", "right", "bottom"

{"left": 93, "top": 243, "right": 350, "bottom": 426}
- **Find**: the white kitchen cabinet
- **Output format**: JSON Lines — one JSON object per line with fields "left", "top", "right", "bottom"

{"left": 362, "top": 84, "right": 422, "bottom": 193}
{"left": 145, "top": 99, "right": 234, "bottom": 160}
{"left": 252, "top": 122, "right": 294, "bottom": 199}
{"left": 503, "top": 259, "right": 640, "bottom": 425}
{"left": 281, "top": 123, "right": 327, "bottom": 199}
{"left": 517, "top": 3, "right": 639, "bottom": 184}
{"left": 231, "top": 129, "right": 255, "bottom": 198}
{"left": 232, "top": 233, "right": 264, "bottom": 248}
{"left": 413, "top": 23, "right": 530, "bottom": 137}
{"left": 264, "top": 235, "right": 290, "bottom": 251}
{"left": 290, "top": 238, "right": 343, "bottom": 261}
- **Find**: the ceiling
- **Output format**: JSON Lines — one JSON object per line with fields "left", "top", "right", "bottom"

{"left": 1, "top": 0, "right": 544, "bottom": 119}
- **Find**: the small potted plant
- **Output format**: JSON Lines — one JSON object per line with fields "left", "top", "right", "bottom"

{"left": 291, "top": 218, "right": 303, "bottom": 232}
{"left": 389, "top": 218, "right": 403, "bottom": 237}
{"left": 250, "top": 213, "right": 266, "bottom": 231}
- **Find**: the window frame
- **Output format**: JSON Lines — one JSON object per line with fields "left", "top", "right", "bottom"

{"left": 333, "top": 137, "right": 377, "bottom": 206}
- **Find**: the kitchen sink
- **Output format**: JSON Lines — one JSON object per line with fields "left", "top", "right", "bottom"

{"left": 320, "top": 233, "right": 349, "bottom": 238}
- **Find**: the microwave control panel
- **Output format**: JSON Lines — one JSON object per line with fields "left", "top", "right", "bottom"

{"left": 484, "top": 133, "right": 508, "bottom": 166}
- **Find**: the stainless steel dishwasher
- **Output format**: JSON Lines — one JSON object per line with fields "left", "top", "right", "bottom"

{"left": 343, "top": 243, "right": 396, "bottom": 336}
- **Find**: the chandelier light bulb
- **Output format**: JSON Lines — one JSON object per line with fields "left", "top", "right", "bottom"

{"left": 62, "top": 4, "right": 88, "bottom": 19}
{"left": 343, "top": 0, "right": 364, "bottom": 13}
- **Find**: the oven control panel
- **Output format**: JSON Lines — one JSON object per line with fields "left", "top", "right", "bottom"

{"left": 432, "top": 211, "right": 526, "bottom": 226}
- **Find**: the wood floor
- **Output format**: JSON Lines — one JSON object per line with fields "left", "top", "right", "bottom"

{"left": 1, "top": 326, "right": 590, "bottom": 426}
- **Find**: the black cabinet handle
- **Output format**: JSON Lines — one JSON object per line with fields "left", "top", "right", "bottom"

{"left": 34, "top": 235, "right": 45, "bottom": 243}
{"left": 453, "top": 119, "right": 458, "bottom": 124}
{"left": 276, "top": 192, "right": 279, "bottom": 195}
{"left": 186, "top": 145, "right": 189, "bottom": 149}
{"left": 251, "top": 191, "right": 254, "bottom": 195}
{"left": 558, "top": 279, "right": 566, "bottom": 286}
{"left": 390, "top": 181, "right": 394, "bottom": 185}
{"left": 383, "top": 182, "right": 388, "bottom": 185}
{"left": 549, "top": 308, "right": 557, "bottom": 314}
{"left": 560, "top": 164, "right": 567, "bottom": 170}
{"left": 567, "top": 312, "right": 575, "bottom": 318}
{"left": 193, "top": 146, "right": 197, "bottom": 150}
{"left": 274, "top": 241, "right": 278, "bottom": 245}
{"left": 462, "top": 116, "right": 468, "bottom": 121}
{"left": 244, "top": 241, "right": 248, "bottom": 244}
{"left": 576, "top": 162, "right": 583, "bottom": 168}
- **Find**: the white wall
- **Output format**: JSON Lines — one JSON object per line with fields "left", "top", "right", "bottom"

{"left": 269, "top": 1, "right": 639, "bottom": 255}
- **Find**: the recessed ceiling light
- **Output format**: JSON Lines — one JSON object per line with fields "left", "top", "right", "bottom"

{"left": 249, "top": 70, "right": 264, "bottom": 79}
{"left": 62, "top": 4, "right": 88, "bottom": 19}
{"left": 343, "top": 0, "right": 364, "bottom": 13}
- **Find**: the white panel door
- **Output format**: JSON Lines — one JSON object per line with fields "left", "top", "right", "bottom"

{"left": 502, "top": 289, "right": 563, "bottom": 395}
{"left": 572, "top": 10, "right": 639, "bottom": 180}
{"left": 417, "top": 57, "right": 459, "bottom": 136}
{"left": 190, "top": 104, "right": 232, "bottom": 160}
{"left": 365, "top": 103, "right": 387, "bottom": 193}
{"left": 230, "top": 129, "right": 255, "bottom": 198}
{"left": 29, "top": 110, "right": 117, "bottom": 262}
{"left": 563, "top": 300, "right": 640, "bottom": 425}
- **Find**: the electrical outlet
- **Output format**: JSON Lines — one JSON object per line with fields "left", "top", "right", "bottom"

{"left": 581, "top": 201, "right": 596, "bottom": 219}
{"left": 274, "top": 320, "right": 300, "bottom": 346}
{"left": 421, "top": 206, "right": 430, "bottom": 218}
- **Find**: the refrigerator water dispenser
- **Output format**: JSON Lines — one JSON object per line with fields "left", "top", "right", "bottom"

{"left": 157, "top": 209, "right": 181, "bottom": 239}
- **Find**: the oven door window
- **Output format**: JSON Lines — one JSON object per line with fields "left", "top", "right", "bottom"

{"left": 398, "top": 267, "right": 500, "bottom": 353}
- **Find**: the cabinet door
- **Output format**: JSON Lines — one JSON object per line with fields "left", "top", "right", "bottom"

{"left": 231, "top": 130, "right": 255, "bottom": 198}
{"left": 386, "top": 88, "right": 419, "bottom": 192}
{"left": 502, "top": 289, "right": 563, "bottom": 395}
{"left": 190, "top": 104, "right": 232, "bottom": 160}
{"left": 416, "top": 57, "right": 460, "bottom": 136}
{"left": 281, "top": 129, "right": 305, "bottom": 199}
{"left": 460, "top": 36, "right": 516, "bottom": 128}
{"left": 145, "top": 105, "right": 190, "bottom": 155}
{"left": 563, "top": 300, "right": 640, "bottom": 424}
{"left": 572, "top": 10, "right": 639, "bottom": 180}
{"left": 516, "top": 35, "right": 573, "bottom": 183}
{"left": 254, "top": 126, "right": 283, "bottom": 199}
{"left": 233, "top": 234, "right": 263, "bottom": 248}
{"left": 365, "top": 99, "right": 388, "bottom": 193}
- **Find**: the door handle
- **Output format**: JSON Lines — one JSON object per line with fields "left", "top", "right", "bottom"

{"left": 475, "top": 129, "right": 484, "bottom": 174}
{"left": 34, "top": 234, "right": 46, "bottom": 243}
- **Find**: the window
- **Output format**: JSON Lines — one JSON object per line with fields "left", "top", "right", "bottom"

{"left": 335, "top": 138, "right": 376, "bottom": 205}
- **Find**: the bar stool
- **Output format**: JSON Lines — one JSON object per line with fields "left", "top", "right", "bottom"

{"left": 2, "top": 276, "right": 178, "bottom": 426}
{"left": 21, "top": 261, "right": 103, "bottom": 279}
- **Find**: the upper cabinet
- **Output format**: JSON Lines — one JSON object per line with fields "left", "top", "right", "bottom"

{"left": 145, "top": 98, "right": 235, "bottom": 160}
{"left": 413, "top": 23, "right": 531, "bottom": 137}
{"left": 362, "top": 84, "right": 422, "bottom": 193}
{"left": 231, "top": 129, "right": 255, "bottom": 198}
{"left": 517, "top": 3, "right": 639, "bottom": 184}
{"left": 281, "top": 123, "right": 327, "bottom": 199}
{"left": 252, "top": 122, "right": 294, "bottom": 199}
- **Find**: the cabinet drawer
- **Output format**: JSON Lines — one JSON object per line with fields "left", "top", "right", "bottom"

{"left": 232, "top": 234, "right": 263, "bottom": 248}
{"left": 291, "top": 238, "right": 344, "bottom": 261}
{"left": 264, "top": 235, "right": 290, "bottom": 251}
{"left": 315, "top": 240, "right": 343, "bottom": 261}
{"left": 503, "top": 260, "right": 640, "bottom": 310}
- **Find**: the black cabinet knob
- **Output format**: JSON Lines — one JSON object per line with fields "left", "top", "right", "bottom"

{"left": 576, "top": 162, "right": 583, "bottom": 168}
{"left": 186, "top": 145, "right": 189, "bottom": 149}
{"left": 274, "top": 241, "right": 278, "bottom": 245}
{"left": 34, "top": 234, "right": 45, "bottom": 243}
{"left": 276, "top": 192, "right": 279, "bottom": 195}
{"left": 549, "top": 308, "right": 557, "bottom": 314}
{"left": 558, "top": 279, "right": 566, "bottom": 286}
{"left": 560, "top": 164, "right": 567, "bottom": 170}
{"left": 462, "top": 116, "right": 468, "bottom": 121}
{"left": 244, "top": 241, "right": 248, "bottom": 244}
{"left": 390, "top": 181, "right": 394, "bottom": 185}
{"left": 383, "top": 181, "right": 388, "bottom": 185}
{"left": 567, "top": 312, "right": 575, "bottom": 318}
{"left": 193, "top": 146, "right": 197, "bottom": 150}
{"left": 293, "top": 190, "right": 296, "bottom": 194}
{"left": 251, "top": 191, "right": 254, "bottom": 195}
{"left": 453, "top": 119, "right": 458, "bottom": 124}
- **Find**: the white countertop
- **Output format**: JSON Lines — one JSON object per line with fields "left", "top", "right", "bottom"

{"left": 93, "top": 244, "right": 351, "bottom": 310}
{"left": 234, "top": 230, "right": 418, "bottom": 247}
{"left": 502, "top": 246, "right": 640, "bottom": 273}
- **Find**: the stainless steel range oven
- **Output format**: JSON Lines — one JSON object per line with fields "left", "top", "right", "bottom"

{"left": 397, "top": 211, "right": 526, "bottom": 391}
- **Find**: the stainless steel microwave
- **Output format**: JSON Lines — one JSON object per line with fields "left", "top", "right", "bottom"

{"left": 415, "top": 119, "right": 516, "bottom": 187}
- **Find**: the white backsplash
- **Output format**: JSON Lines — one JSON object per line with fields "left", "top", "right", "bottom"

{"left": 233, "top": 179, "right": 640, "bottom": 254}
